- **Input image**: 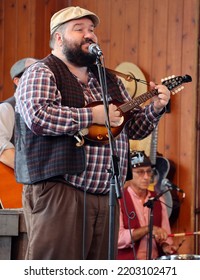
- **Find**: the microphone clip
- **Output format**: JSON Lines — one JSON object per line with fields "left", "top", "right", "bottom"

{"left": 143, "top": 188, "right": 170, "bottom": 208}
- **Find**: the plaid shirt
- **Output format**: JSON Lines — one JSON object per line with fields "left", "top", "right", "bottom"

{"left": 15, "top": 62, "right": 163, "bottom": 194}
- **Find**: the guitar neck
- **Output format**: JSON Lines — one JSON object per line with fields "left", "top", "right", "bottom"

{"left": 118, "top": 74, "right": 192, "bottom": 114}
{"left": 150, "top": 126, "right": 159, "bottom": 165}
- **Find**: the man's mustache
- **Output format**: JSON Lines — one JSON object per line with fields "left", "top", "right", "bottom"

{"left": 82, "top": 39, "right": 95, "bottom": 45}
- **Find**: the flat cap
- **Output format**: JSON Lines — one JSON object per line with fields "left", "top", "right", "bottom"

{"left": 50, "top": 6, "right": 100, "bottom": 34}
{"left": 10, "top": 57, "right": 38, "bottom": 79}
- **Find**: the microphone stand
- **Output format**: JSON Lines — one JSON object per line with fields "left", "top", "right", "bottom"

{"left": 95, "top": 55, "right": 122, "bottom": 260}
{"left": 143, "top": 188, "right": 171, "bottom": 260}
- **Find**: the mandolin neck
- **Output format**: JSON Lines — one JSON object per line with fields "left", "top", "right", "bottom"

{"left": 119, "top": 89, "right": 158, "bottom": 113}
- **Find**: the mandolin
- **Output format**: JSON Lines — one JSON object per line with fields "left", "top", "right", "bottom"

{"left": 81, "top": 74, "right": 192, "bottom": 144}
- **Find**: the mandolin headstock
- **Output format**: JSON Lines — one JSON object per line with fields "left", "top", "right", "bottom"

{"left": 161, "top": 74, "right": 192, "bottom": 95}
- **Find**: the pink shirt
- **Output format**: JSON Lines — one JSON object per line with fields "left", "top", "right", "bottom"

{"left": 118, "top": 186, "right": 173, "bottom": 260}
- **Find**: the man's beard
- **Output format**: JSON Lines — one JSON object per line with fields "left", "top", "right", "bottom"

{"left": 62, "top": 39, "right": 96, "bottom": 67}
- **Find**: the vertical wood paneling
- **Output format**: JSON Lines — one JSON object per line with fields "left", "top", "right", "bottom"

{"left": 195, "top": 22, "right": 200, "bottom": 254}
{"left": 17, "top": 0, "right": 30, "bottom": 56}
{"left": 95, "top": 0, "right": 111, "bottom": 59}
{"left": 4, "top": 0, "right": 18, "bottom": 98}
{"left": 150, "top": 0, "right": 168, "bottom": 80}
{"left": 108, "top": 0, "right": 126, "bottom": 68}
{"left": 178, "top": 0, "right": 199, "bottom": 253}
{"left": 33, "top": 0, "right": 69, "bottom": 57}
{"left": 0, "top": 0, "right": 69, "bottom": 101}
{"left": 164, "top": 0, "right": 184, "bottom": 167}
{"left": 32, "top": 0, "right": 47, "bottom": 57}
{"left": 137, "top": 0, "right": 154, "bottom": 79}
{"left": 124, "top": 0, "right": 140, "bottom": 66}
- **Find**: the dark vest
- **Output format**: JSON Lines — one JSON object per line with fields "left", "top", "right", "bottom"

{"left": 117, "top": 188, "right": 162, "bottom": 260}
{"left": 15, "top": 54, "right": 123, "bottom": 184}
{"left": 1, "top": 96, "right": 15, "bottom": 145}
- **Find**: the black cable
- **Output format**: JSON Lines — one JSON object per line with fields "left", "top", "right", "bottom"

{"left": 120, "top": 187, "right": 138, "bottom": 259}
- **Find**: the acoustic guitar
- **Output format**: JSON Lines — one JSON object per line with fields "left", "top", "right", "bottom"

{"left": 150, "top": 126, "right": 170, "bottom": 190}
{"left": 149, "top": 125, "right": 173, "bottom": 217}
{"left": 80, "top": 74, "right": 192, "bottom": 144}
{"left": 0, "top": 162, "right": 22, "bottom": 208}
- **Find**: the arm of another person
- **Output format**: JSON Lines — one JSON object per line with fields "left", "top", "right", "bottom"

{"left": 157, "top": 197, "right": 178, "bottom": 254}
{"left": 118, "top": 204, "right": 149, "bottom": 249}
{"left": 0, "top": 103, "right": 15, "bottom": 169}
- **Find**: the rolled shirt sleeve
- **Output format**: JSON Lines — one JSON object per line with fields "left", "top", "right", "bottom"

{"left": 0, "top": 103, "right": 15, "bottom": 156}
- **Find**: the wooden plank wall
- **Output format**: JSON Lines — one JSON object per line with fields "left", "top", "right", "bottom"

{"left": 0, "top": 0, "right": 199, "bottom": 256}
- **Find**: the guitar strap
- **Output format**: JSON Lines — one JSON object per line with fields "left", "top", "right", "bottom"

{"left": 106, "top": 68, "right": 136, "bottom": 82}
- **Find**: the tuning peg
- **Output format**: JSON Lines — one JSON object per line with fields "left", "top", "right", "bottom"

{"left": 161, "top": 75, "right": 175, "bottom": 83}
{"left": 171, "top": 86, "right": 184, "bottom": 95}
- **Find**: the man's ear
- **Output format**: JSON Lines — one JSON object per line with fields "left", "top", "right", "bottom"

{"left": 55, "top": 32, "right": 63, "bottom": 47}
{"left": 13, "top": 77, "right": 20, "bottom": 86}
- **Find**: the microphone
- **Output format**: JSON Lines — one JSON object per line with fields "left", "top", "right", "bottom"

{"left": 88, "top": 43, "right": 103, "bottom": 57}
{"left": 161, "top": 178, "right": 185, "bottom": 195}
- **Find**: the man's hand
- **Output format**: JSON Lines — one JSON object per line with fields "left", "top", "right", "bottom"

{"left": 162, "top": 242, "right": 178, "bottom": 255}
{"left": 153, "top": 226, "right": 168, "bottom": 242}
{"left": 150, "top": 81, "right": 171, "bottom": 113}
{"left": 92, "top": 103, "right": 123, "bottom": 127}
